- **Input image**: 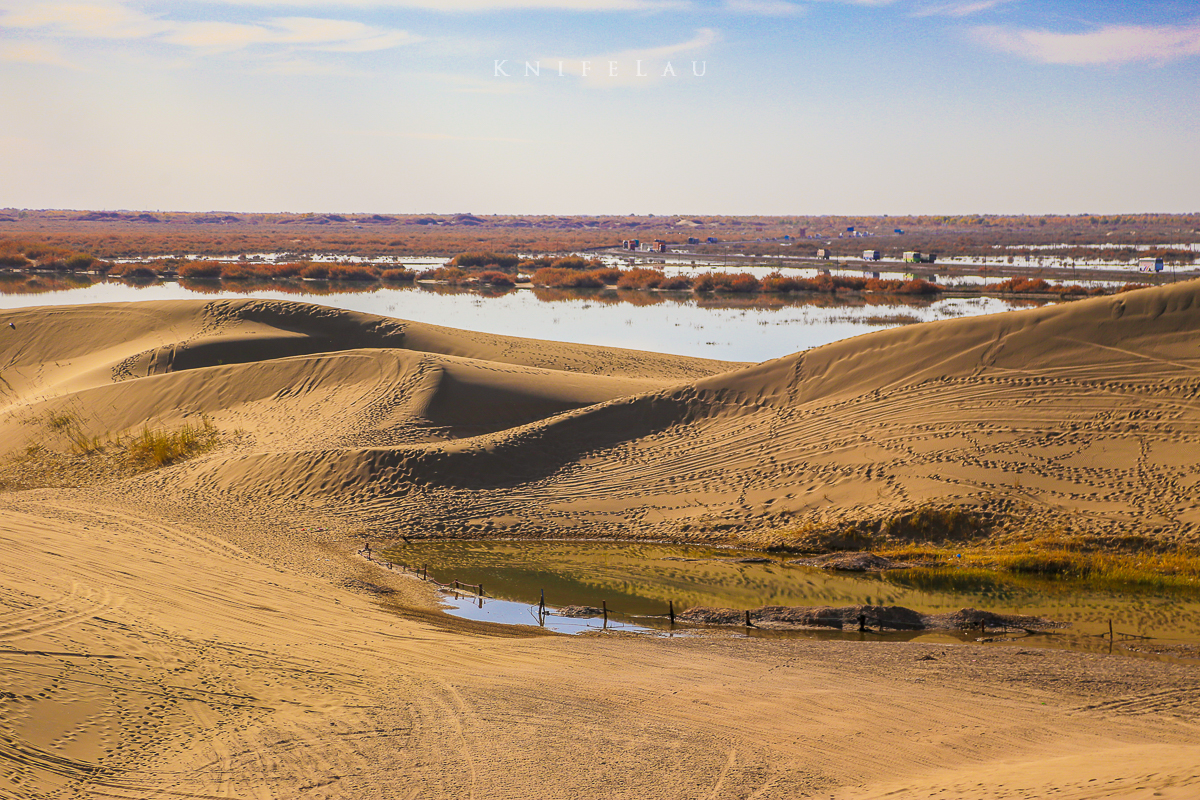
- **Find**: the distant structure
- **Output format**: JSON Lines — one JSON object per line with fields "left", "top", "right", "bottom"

{"left": 706, "top": 237, "right": 719, "bottom": 244}
{"left": 652, "top": 240, "right": 667, "bottom": 253}
{"left": 864, "top": 270, "right": 881, "bottom": 279}
{"left": 621, "top": 239, "right": 640, "bottom": 250}
{"left": 863, "top": 249, "right": 881, "bottom": 261}
{"left": 1138, "top": 256, "right": 1164, "bottom": 272}
{"left": 686, "top": 237, "right": 700, "bottom": 245}
{"left": 904, "top": 251, "right": 937, "bottom": 264}
{"left": 816, "top": 249, "right": 831, "bottom": 259}
{"left": 894, "top": 228, "right": 904, "bottom": 234}
{"left": 796, "top": 228, "right": 807, "bottom": 238}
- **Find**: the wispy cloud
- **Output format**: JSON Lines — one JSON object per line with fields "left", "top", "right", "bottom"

{"left": 538, "top": 27, "right": 717, "bottom": 86}
{"left": 973, "top": 22, "right": 1200, "bottom": 65}
{"left": 167, "top": 0, "right": 689, "bottom": 9}
{"left": 912, "top": 0, "right": 1012, "bottom": 18}
{"left": 723, "top": 0, "right": 804, "bottom": 16}
{"left": 0, "top": 39, "right": 79, "bottom": 68}
{"left": 0, "top": 2, "right": 422, "bottom": 56}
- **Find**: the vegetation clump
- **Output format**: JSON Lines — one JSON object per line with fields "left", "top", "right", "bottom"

{"left": 0, "top": 412, "right": 223, "bottom": 491}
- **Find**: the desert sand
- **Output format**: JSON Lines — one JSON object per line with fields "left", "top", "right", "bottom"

{"left": 2, "top": 285, "right": 1200, "bottom": 798}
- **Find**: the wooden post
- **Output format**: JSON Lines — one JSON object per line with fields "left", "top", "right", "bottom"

{"left": 453, "top": 580, "right": 459, "bottom": 591}
{"left": 539, "top": 589, "right": 545, "bottom": 616}
{"left": 1109, "top": 619, "right": 1114, "bottom": 641}
{"left": 669, "top": 600, "right": 675, "bottom": 625}
{"left": 478, "top": 584, "right": 484, "bottom": 598}
{"left": 858, "top": 613, "right": 866, "bottom": 633}
{"left": 745, "top": 610, "right": 752, "bottom": 628}
{"left": 422, "top": 565, "right": 427, "bottom": 581}
{"left": 603, "top": 601, "right": 608, "bottom": 628}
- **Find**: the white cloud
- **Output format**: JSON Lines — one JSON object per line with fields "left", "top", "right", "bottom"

{"left": 912, "top": 0, "right": 1011, "bottom": 18}
{"left": 0, "top": 2, "right": 169, "bottom": 38}
{"left": 973, "top": 22, "right": 1200, "bottom": 65}
{"left": 723, "top": 0, "right": 804, "bottom": 16}
{"left": 0, "top": 2, "right": 422, "bottom": 55}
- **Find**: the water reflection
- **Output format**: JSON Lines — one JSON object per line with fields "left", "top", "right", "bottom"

{"left": 0, "top": 275, "right": 1051, "bottom": 361}
{"left": 382, "top": 540, "right": 1200, "bottom": 650}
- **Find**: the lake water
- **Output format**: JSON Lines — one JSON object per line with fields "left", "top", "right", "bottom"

{"left": 0, "top": 278, "right": 1049, "bottom": 362}
{"left": 379, "top": 540, "right": 1200, "bottom": 655}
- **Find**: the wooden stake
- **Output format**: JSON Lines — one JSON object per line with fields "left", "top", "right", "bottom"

{"left": 1109, "top": 619, "right": 1114, "bottom": 641}
{"left": 745, "top": 610, "right": 752, "bottom": 628}
{"left": 539, "top": 589, "right": 545, "bottom": 616}
{"left": 603, "top": 601, "right": 608, "bottom": 628}
{"left": 669, "top": 600, "right": 675, "bottom": 625}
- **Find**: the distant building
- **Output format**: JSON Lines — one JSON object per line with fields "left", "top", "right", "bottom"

{"left": 706, "top": 237, "right": 719, "bottom": 244}
{"left": 652, "top": 240, "right": 667, "bottom": 253}
{"left": 1139, "top": 257, "right": 1164, "bottom": 272}
{"left": 816, "top": 248, "right": 831, "bottom": 259}
{"left": 686, "top": 237, "right": 700, "bottom": 245}
{"left": 622, "top": 239, "right": 640, "bottom": 251}
{"left": 863, "top": 250, "right": 881, "bottom": 261}
{"left": 796, "top": 228, "right": 807, "bottom": 238}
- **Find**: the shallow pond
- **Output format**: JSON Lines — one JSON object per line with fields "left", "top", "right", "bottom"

{"left": 0, "top": 278, "right": 1049, "bottom": 362}
{"left": 380, "top": 540, "right": 1200, "bottom": 656}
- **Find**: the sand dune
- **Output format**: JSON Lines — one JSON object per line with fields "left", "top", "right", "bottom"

{"left": 2, "top": 287, "right": 1200, "bottom": 798}
{"left": 9, "top": 284, "right": 1189, "bottom": 546}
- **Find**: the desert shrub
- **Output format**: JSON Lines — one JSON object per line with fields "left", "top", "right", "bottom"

{"left": 0, "top": 253, "right": 29, "bottom": 268}
{"left": 301, "top": 263, "right": 330, "bottom": 280}
{"left": 898, "top": 278, "right": 940, "bottom": 295}
{"left": 616, "top": 268, "right": 666, "bottom": 290}
{"left": 127, "top": 417, "right": 218, "bottom": 468}
{"left": 264, "top": 262, "right": 304, "bottom": 278}
{"left": 121, "top": 266, "right": 158, "bottom": 280}
{"left": 692, "top": 273, "right": 716, "bottom": 292}
{"left": 478, "top": 270, "right": 515, "bottom": 287}
{"left": 219, "top": 263, "right": 257, "bottom": 280}
{"left": 589, "top": 267, "right": 622, "bottom": 284}
{"left": 381, "top": 268, "right": 417, "bottom": 282}
{"left": 517, "top": 257, "right": 555, "bottom": 271}
{"left": 418, "top": 266, "right": 469, "bottom": 284}
{"left": 761, "top": 273, "right": 797, "bottom": 293}
{"left": 178, "top": 261, "right": 223, "bottom": 279}
{"left": 1118, "top": 282, "right": 1151, "bottom": 293}
{"left": 550, "top": 255, "right": 597, "bottom": 270}
{"left": 451, "top": 252, "right": 521, "bottom": 270}
{"left": 659, "top": 275, "right": 693, "bottom": 290}
{"left": 326, "top": 265, "right": 377, "bottom": 282}
{"left": 532, "top": 267, "right": 603, "bottom": 288}
{"left": 722, "top": 273, "right": 761, "bottom": 293}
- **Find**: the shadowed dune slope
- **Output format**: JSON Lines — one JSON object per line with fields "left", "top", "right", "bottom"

{"left": 3, "top": 285, "right": 1200, "bottom": 544}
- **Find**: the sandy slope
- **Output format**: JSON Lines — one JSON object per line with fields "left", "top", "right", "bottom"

{"left": 2, "top": 288, "right": 1200, "bottom": 798}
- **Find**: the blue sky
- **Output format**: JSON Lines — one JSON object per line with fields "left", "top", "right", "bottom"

{"left": 0, "top": 0, "right": 1196, "bottom": 214}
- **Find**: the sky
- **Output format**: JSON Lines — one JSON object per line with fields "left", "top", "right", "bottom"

{"left": 0, "top": 0, "right": 1197, "bottom": 215}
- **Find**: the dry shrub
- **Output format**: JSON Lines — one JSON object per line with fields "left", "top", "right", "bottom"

{"left": 478, "top": 270, "right": 515, "bottom": 287}
{"left": 381, "top": 268, "right": 417, "bottom": 282}
{"left": 418, "top": 266, "right": 469, "bottom": 284}
{"left": 127, "top": 417, "right": 219, "bottom": 468}
{"left": 532, "top": 267, "right": 603, "bottom": 288}
{"left": 616, "top": 268, "right": 665, "bottom": 289}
